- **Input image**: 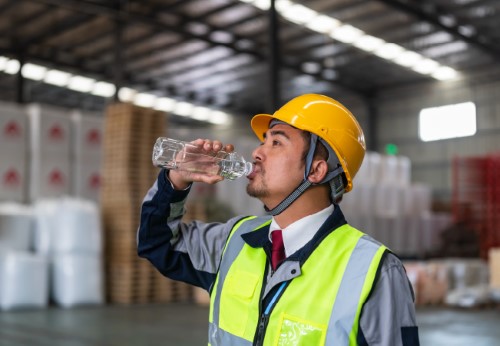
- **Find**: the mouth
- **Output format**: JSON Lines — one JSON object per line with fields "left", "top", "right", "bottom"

{"left": 247, "top": 162, "right": 260, "bottom": 180}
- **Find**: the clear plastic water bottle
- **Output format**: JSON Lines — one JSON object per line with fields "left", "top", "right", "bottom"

{"left": 152, "top": 137, "right": 253, "bottom": 180}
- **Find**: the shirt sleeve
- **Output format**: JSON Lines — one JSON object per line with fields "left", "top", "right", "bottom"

{"left": 358, "top": 253, "right": 420, "bottom": 346}
{"left": 137, "top": 169, "right": 243, "bottom": 292}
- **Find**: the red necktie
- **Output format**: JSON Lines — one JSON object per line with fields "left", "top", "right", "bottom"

{"left": 271, "top": 230, "right": 286, "bottom": 271}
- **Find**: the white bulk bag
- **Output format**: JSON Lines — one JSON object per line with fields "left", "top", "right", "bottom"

{"left": 0, "top": 203, "right": 33, "bottom": 251}
{"left": 33, "top": 199, "right": 59, "bottom": 254}
{"left": 0, "top": 251, "right": 49, "bottom": 310}
{"left": 53, "top": 198, "right": 102, "bottom": 254}
{"left": 51, "top": 253, "right": 104, "bottom": 307}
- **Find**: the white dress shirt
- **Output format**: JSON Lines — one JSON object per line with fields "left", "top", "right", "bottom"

{"left": 268, "top": 204, "right": 335, "bottom": 257}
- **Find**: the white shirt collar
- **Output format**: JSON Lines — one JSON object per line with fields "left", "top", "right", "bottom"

{"left": 269, "top": 204, "right": 334, "bottom": 257}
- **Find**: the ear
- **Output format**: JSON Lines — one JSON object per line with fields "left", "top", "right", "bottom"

{"left": 307, "top": 159, "right": 328, "bottom": 184}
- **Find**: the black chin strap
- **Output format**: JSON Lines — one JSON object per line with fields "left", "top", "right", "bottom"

{"left": 264, "top": 180, "right": 312, "bottom": 216}
{"left": 264, "top": 165, "right": 346, "bottom": 216}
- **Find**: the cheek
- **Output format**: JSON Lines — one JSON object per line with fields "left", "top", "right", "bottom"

{"left": 271, "top": 155, "right": 304, "bottom": 180}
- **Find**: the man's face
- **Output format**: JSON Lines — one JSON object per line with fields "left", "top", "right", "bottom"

{"left": 246, "top": 123, "right": 307, "bottom": 207}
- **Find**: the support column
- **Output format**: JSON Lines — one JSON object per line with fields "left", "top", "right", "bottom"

{"left": 16, "top": 54, "right": 25, "bottom": 104}
{"left": 366, "top": 93, "right": 378, "bottom": 151}
{"left": 268, "top": 0, "right": 281, "bottom": 111}
{"left": 113, "top": 1, "right": 125, "bottom": 102}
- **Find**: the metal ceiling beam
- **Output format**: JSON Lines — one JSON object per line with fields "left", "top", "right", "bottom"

{"left": 60, "top": 27, "right": 115, "bottom": 52}
{"left": 0, "top": 3, "right": 48, "bottom": 50}
{"left": 323, "top": 0, "right": 369, "bottom": 16}
{"left": 377, "top": 0, "right": 500, "bottom": 59}
{"left": 0, "top": 0, "right": 17, "bottom": 15}
{"left": 22, "top": 13, "right": 93, "bottom": 47}
{"left": 195, "top": 2, "right": 240, "bottom": 21}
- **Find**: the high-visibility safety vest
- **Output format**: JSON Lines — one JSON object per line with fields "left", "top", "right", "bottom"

{"left": 208, "top": 216, "right": 387, "bottom": 346}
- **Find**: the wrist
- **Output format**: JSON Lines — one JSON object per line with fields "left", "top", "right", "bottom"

{"left": 166, "top": 170, "right": 191, "bottom": 190}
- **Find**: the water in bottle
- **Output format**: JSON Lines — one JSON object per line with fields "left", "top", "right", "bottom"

{"left": 152, "top": 137, "right": 253, "bottom": 180}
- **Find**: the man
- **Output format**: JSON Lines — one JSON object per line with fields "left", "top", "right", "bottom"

{"left": 138, "top": 94, "right": 419, "bottom": 345}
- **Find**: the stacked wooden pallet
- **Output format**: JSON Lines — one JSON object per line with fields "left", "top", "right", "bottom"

{"left": 101, "top": 102, "right": 167, "bottom": 304}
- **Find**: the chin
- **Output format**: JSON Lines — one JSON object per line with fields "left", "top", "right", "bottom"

{"left": 246, "top": 183, "right": 268, "bottom": 199}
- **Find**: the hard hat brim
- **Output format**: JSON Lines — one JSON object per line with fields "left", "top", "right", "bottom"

{"left": 250, "top": 113, "right": 275, "bottom": 141}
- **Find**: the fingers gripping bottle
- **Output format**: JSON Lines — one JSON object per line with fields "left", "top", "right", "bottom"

{"left": 152, "top": 137, "right": 253, "bottom": 180}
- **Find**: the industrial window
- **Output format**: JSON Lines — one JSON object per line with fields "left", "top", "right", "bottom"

{"left": 419, "top": 102, "right": 476, "bottom": 142}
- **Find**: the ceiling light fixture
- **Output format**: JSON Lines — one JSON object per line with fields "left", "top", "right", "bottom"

{"left": 118, "top": 87, "right": 137, "bottom": 102}
{"left": 253, "top": 0, "right": 270, "bottom": 10}
{"left": 352, "top": 35, "right": 385, "bottom": 52}
{"left": 432, "top": 66, "right": 458, "bottom": 81}
{"left": 68, "top": 75, "right": 95, "bottom": 93}
{"left": 330, "top": 25, "right": 365, "bottom": 44}
{"left": 0, "top": 56, "right": 8, "bottom": 71}
{"left": 21, "top": 63, "right": 47, "bottom": 81}
{"left": 155, "top": 97, "right": 177, "bottom": 112}
{"left": 304, "top": 15, "right": 341, "bottom": 34}
{"left": 412, "top": 59, "right": 439, "bottom": 74}
{"left": 174, "top": 102, "right": 194, "bottom": 117}
{"left": 393, "top": 51, "right": 424, "bottom": 67}
{"left": 374, "top": 43, "right": 404, "bottom": 60}
{"left": 44, "top": 69, "right": 72, "bottom": 87}
{"left": 210, "top": 110, "right": 231, "bottom": 125}
{"left": 134, "top": 93, "right": 157, "bottom": 108}
{"left": 281, "top": 4, "right": 317, "bottom": 25}
{"left": 4, "top": 59, "right": 20, "bottom": 75}
{"left": 91, "top": 81, "right": 116, "bottom": 97}
{"left": 191, "top": 106, "right": 211, "bottom": 121}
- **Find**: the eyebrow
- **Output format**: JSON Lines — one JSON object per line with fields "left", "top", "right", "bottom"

{"left": 263, "top": 129, "right": 290, "bottom": 140}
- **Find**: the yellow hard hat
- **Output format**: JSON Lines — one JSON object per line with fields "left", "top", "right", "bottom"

{"left": 251, "top": 93, "right": 366, "bottom": 192}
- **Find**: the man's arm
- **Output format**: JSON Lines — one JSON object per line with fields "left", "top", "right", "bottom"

{"left": 358, "top": 253, "right": 420, "bottom": 346}
{"left": 137, "top": 169, "right": 242, "bottom": 291}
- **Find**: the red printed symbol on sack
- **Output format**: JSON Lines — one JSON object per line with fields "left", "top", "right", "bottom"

{"left": 3, "top": 121, "right": 22, "bottom": 138}
{"left": 3, "top": 169, "right": 20, "bottom": 187}
{"left": 49, "top": 124, "right": 64, "bottom": 141}
{"left": 49, "top": 169, "right": 65, "bottom": 186}
{"left": 86, "top": 129, "right": 101, "bottom": 146}
{"left": 88, "top": 173, "right": 101, "bottom": 189}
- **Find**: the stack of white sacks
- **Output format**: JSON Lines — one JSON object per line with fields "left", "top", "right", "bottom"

{"left": 0, "top": 198, "right": 104, "bottom": 310}
{"left": 0, "top": 204, "right": 47, "bottom": 310}
{"left": 341, "top": 152, "right": 452, "bottom": 257}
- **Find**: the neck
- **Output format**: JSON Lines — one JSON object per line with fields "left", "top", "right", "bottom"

{"left": 271, "top": 185, "right": 331, "bottom": 229}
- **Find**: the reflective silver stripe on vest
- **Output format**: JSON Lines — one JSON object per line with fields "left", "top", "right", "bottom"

{"left": 325, "top": 235, "right": 383, "bottom": 345}
{"left": 210, "top": 216, "right": 271, "bottom": 345}
{"left": 209, "top": 322, "right": 252, "bottom": 346}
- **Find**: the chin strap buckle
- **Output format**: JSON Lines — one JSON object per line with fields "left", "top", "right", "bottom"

{"left": 329, "top": 173, "right": 346, "bottom": 204}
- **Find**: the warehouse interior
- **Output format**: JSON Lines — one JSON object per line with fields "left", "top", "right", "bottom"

{"left": 0, "top": 0, "right": 499, "bottom": 344}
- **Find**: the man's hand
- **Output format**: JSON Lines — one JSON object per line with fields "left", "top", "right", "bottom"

{"left": 167, "top": 138, "right": 234, "bottom": 190}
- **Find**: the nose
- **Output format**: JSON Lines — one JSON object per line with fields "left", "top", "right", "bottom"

{"left": 252, "top": 144, "right": 263, "bottom": 162}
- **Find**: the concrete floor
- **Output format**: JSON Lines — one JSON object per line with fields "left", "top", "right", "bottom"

{"left": 1, "top": 304, "right": 499, "bottom": 345}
